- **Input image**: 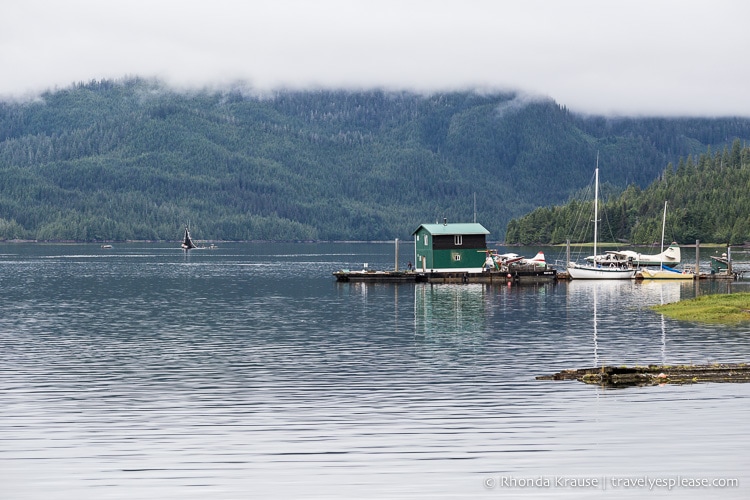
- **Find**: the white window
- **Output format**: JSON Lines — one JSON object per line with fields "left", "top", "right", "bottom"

{"left": 454, "top": 254, "right": 461, "bottom": 261}
{"left": 424, "top": 234, "right": 429, "bottom": 246}
{"left": 454, "top": 235, "right": 463, "bottom": 245}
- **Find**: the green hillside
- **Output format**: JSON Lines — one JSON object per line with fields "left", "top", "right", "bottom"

{"left": 505, "top": 140, "right": 750, "bottom": 245}
{"left": 1, "top": 78, "right": 749, "bottom": 242}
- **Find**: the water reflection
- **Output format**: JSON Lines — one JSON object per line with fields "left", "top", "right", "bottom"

{"left": 658, "top": 284, "right": 668, "bottom": 365}
{"left": 565, "top": 280, "right": 696, "bottom": 367}
{"left": 414, "top": 283, "right": 488, "bottom": 338}
{"left": 594, "top": 286, "right": 599, "bottom": 366}
{"left": 3, "top": 244, "right": 750, "bottom": 500}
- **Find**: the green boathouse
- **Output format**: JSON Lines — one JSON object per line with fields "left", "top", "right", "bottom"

{"left": 412, "top": 221, "right": 490, "bottom": 273}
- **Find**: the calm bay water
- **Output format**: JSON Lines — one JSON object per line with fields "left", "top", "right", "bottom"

{"left": 1, "top": 242, "right": 749, "bottom": 499}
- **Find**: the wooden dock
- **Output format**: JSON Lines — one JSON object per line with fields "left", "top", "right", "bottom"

{"left": 332, "top": 270, "right": 423, "bottom": 282}
{"left": 333, "top": 267, "right": 557, "bottom": 284}
{"left": 334, "top": 268, "right": 743, "bottom": 283}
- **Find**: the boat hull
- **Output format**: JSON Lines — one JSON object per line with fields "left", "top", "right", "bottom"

{"left": 567, "top": 264, "right": 636, "bottom": 280}
{"left": 638, "top": 269, "right": 695, "bottom": 280}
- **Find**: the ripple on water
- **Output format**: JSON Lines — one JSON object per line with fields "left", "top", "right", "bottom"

{"left": 1, "top": 244, "right": 749, "bottom": 499}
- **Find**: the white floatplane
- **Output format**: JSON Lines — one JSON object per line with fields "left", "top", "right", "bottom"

{"left": 586, "top": 243, "right": 680, "bottom": 268}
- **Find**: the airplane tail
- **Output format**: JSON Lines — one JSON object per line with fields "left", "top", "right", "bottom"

{"left": 529, "top": 251, "right": 546, "bottom": 263}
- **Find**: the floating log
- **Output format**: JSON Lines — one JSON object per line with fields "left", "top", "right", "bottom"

{"left": 537, "top": 363, "right": 750, "bottom": 387}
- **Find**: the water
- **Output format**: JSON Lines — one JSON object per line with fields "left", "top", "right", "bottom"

{"left": 1, "top": 243, "right": 748, "bottom": 499}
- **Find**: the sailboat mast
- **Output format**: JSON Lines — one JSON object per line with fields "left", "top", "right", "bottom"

{"left": 593, "top": 156, "right": 599, "bottom": 259}
{"left": 660, "top": 201, "right": 667, "bottom": 254}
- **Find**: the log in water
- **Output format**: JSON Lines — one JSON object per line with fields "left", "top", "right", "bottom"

{"left": 537, "top": 363, "right": 750, "bottom": 387}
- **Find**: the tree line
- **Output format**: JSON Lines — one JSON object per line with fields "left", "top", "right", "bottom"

{"left": 1, "top": 78, "right": 750, "bottom": 242}
{"left": 505, "top": 140, "right": 750, "bottom": 245}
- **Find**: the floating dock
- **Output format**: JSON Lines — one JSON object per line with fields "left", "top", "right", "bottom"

{"left": 425, "top": 268, "right": 557, "bottom": 284}
{"left": 332, "top": 270, "right": 422, "bottom": 283}
{"left": 334, "top": 267, "right": 744, "bottom": 283}
{"left": 333, "top": 267, "right": 557, "bottom": 284}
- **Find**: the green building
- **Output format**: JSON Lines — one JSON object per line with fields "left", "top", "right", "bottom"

{"left": 412, "top": 221, "right": 490, "bottom": 272}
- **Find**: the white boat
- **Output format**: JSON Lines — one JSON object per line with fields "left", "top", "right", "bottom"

{"left": 181, "top": 225, "right": 197, "bottom": 250}
{"left": 637, "top": 202, "right": 694, "bottom": 280}
{"left": 568, "top": 261, "right": 636, "bottom": 279}
{"left": 567, "top": 159, "right": 636, "bottom": 280}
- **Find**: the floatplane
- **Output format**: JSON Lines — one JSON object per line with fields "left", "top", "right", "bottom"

{"left": 482, "top": 250, "right": 548, "bottom": 270}
{"left": 587, "top": 243, "right": 681, "bottom": 268}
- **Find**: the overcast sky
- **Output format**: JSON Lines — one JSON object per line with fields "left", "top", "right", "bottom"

{"left": 3, "top": 0, "right": 748, "bottom": 116}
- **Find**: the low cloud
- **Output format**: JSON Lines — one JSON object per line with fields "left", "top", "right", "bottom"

{"left": 2, "top": 0, "right": 749, "bottom": 116}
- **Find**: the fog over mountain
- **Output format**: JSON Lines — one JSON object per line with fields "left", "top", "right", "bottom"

{"left": 3, "top": 0, "right": 749, "bottom": 117}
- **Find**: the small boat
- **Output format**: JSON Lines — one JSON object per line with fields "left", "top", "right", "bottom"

{"left": 638, "top": 264, "right": 695, "bottom": 280}
{"left": 181, "top": 226, "right": 197, "bottom": 251}
{"left": 567, "top": 158, "right": 636, "bottom": 280}
{"left": 710, "top": 253, "right": 730, "bottom": 273}
{"left": 637, "top": 202, "right": 694, "bottom": 280}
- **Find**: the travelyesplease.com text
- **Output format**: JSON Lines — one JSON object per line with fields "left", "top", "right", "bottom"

{"left": 483, "top": 475, "right": 739, "bottom": 491}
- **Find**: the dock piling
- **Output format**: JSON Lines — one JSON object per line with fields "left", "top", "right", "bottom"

{"left": 394, "top": 238, "right": 399, "bottom": 272}
{"left": 695, "top": 239, "right": 699, "bottom": 277}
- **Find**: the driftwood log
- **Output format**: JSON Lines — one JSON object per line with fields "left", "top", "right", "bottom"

{"left": 537, "top": 363, "right": 750, "bottom": 387}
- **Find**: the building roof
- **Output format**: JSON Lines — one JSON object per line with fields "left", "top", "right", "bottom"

{"left": 412, "top": 223, "right": 490, "bottom": 236}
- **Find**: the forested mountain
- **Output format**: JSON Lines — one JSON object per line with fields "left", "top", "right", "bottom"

{"left": 505, "top": 140, "right": 750, "bottom": 245}
{"left": 1, "top": 78, "right": 750, "bottom": 242}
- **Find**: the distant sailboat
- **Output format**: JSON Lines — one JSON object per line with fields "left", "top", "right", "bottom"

{"left": 181, "top": 225, "right": 197, "bottom": 251}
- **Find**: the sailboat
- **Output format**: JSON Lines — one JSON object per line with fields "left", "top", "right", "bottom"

{"left": 567, "top": 159, "right": 636, "bottom": 280}
{"left": 181, "top": 225, "right": 197, "bottom": 251}
{"left": 638, "top": 202, "right": 694, "bottom": 280}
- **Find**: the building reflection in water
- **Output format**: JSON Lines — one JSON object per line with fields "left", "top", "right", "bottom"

{"left": 413, "top": 283, "right": 489, "bottom": 340}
